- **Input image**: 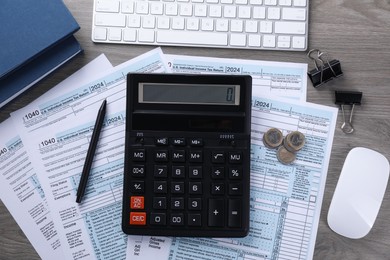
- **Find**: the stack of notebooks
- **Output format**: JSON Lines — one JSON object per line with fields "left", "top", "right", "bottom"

{"left": 0, "top": 0, "right": 83, "bottom": 108}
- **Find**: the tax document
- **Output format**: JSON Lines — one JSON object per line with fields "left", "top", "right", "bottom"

{"left": 9, "top": 48, "right": 169, "bottom": 259}
{"left": 11, "top": 48, "right": 168, "bottom": 136}
{"left": 126, "top": 96, "right": 338, "bottom": 260}
{"left": 165, "top": 54, "right": 307, "bottom": 101}
{"left": 0, "top": 55, "right": 113, "bottom": 260}
{"left": 22, "top": 100, "right": 127, "bottom": 259}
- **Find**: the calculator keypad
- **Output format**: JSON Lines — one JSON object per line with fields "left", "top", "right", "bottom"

{"left": 123, "top": 133, "right": 250, "bottom": 237}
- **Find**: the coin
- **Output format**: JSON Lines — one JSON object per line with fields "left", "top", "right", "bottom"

{"left": 276, "top": 146, "right": 296, "bottom": 164}
{"left": 263, "top": 128, "right": 283, "bottom": 149}
{"left": 284, "top": 131, "right": 305, "bottom": 152}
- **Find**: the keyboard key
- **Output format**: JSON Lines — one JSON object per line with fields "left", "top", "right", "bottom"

{"left": 131, "top": 165, "right": 145, "bottom": 177}
{"left": 211, "top": 183, "right": 225, "bottom": 195}
{"left": 275, "top": 21, "right": 306, "bottom": 34}
{"left": 188, "top": 198, "right": 202, "bottom": 210}
{"left": 190, "top": 138, "right": 203, "bottom": 146}
{"left": 166, "top": 3, "right": 179, "bottom": 15}
{"left": 155, "top": 137, "right": 169, "bottom": 146}
{"left": 208, "top": 199, "right": 224, "bottom": 227}
{"left": 155, "top": 150, "right": 168, "bottom": 161}
{"left": 171, "top": 197, "right": 185, "bottom": 209}
{"left": 189, "top": 151, "right": 202, "bottom": 162}
{"left": 150, "top": 2, "right": 163, "bottom": 15}
{"left": 279, "top": 0, "right": 292, "bottom": 6}
{"left": 293, "top": 0, "right": 307, "bottom": 7}
{"left": 229, "top": 183, "right": 243, "bottom": 195}
{"left": 170, "top": 213, "right": 184, "bottom": 225}
{"left": 230, "top": 34, "right": 246, "bottom": 46}
{"left": 267, "top": 7, "right": 281, "bottom": 20}
{"left": 229, "top": 167, "right": 243, "bottom": 179}
{"left": 189, "top": 182, "right": 202, "bottom": 194}
{"left": 132, "top": 149, "right": 145, "bottom": 161}
{"left": 186, "top": 18, "right": 200, "bottom": 30}
{"left": 153, "top": 197, "right": 167, "bottom": 209}
{"left": 282, "top": 8, "right": 306, "bottom": 21}
{"left": 154, "top": 181, "right": 167, "bottom": 193}
{"left": 212, "top": 151, "right": 225, "bottom": 163}
{"left": 248, "top": 34, "right": 261, "bottom": 47}
{"left": 229, "top": 151, "right": 243, "bottom": 163}
{"left": 121, "top": 1, "right": 134, "bottom": 13}
{"left": 150, "top": 213, "right": 166, "bottom": 225}
{"left": 277, "top": 35, "right": 291, "bottom": 48}
{"left": 211, "top": 166, "right": 225, "bottom": 179}
{"left": 95, "top": 13, "right": 126, "bottom": 27}
{"left": 223, "top": 6, "right": 236, "bottom": 18}
{"left": 108, "top": 28, "right": 122, "bottom": 41}
{"left": 189, "top": 166, "right": 202, "bottom": 178}
{"left": 131, "top": 181, "right": 145, "bottom": 193}
{"left": 188, "top": 214, "right": 202, "bottom": 226}
{"left": 292, "top": 36, "right": 306, "bottom": 49}
{"left": 135, "top": 1, "right": 149, "bottom": 14}
{"left": 95, "top": 0, "right": 120, "bottom": 13}
{"left": 130, "top": 196, "right": 145, "bottom": 209}
{"left": 94, "top": 27, "right": 107, "bottom": 40}
{"left": 171, "top": 182, "right": 185, "bottom": 194}
{"left": 228, "top": 199, "right": 242, "bottom": 227}
{"left": 172, "top": 150, "right": 185, "bottom": 162}
{"left": 130, "top": 212, "right": 146, "bottom": 225}
{"left": 172, "top": 165, "right": 185, "bottom": 178}
{"left": 123, "top": 29, "right": 136, "bottom": 42}
{"left": 154, "top": 165, "right": 167, "bottom": 177}
{"left": 138, "top": 30, "right": 155, "bottom": 42}
{"left": 172, "top": 138, "right": 186, "bottom": 146}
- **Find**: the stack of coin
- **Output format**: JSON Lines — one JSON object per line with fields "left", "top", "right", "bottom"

{"left": 263, "top": 128, "right": 306, "bottom": 165}
{"left": 263, "top": 128, "right": 283, "bottom": 148}
{"left": 283, "top": 131, "right": 306, "bottom": 153}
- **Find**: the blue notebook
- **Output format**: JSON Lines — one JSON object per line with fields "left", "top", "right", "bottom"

{"left": 0, "top": 0, "right": 80, "bottom": 78}
{"left": 0, "top": 36, "right": 83, "bottom": 108}
{"left": 0, "top": 0, "right": 80, "bottom": 108}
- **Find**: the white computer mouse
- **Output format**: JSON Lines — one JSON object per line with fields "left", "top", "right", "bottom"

{"left": 327, "top": 147, "right": 389, "bottom": 239}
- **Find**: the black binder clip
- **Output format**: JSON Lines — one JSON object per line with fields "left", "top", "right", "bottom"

{"left": 307, "top": 49, "right": 343, "bottom": 88}
{"left": 335, "top": 91, "right": 363, "bottom": 134}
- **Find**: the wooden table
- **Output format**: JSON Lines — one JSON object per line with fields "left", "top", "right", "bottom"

{"left": 1, "top": 0, "right": 390, "bottom": 259}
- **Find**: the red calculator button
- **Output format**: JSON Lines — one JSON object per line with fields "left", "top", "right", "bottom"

{"left": 130, "top": 212, "right": 146, "bottom": 225}
{"left": 130, "top": 196, "right": 144, "bottom": 209}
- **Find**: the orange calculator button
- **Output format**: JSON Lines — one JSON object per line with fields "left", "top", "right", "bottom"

{"left": 130, "top": 196, "right": 145, "bottom": 209}
{"left": 130, "top": 212, "right": 146, "bottom": 225}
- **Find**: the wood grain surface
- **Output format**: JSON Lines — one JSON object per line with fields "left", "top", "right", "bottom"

{"left": 1, "top": 0, "right": 390, "bottom": 259}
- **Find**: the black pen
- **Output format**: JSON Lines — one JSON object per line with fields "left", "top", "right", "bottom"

{"left": 76, "top": 99, "right": 107, "bottom": 203}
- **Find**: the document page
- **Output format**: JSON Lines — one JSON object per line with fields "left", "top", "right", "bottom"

{"left": 11, "top": 48, "right": 170, "bottom": 260}
{"left": 126, "top": 96, "right": 338, "bottom": 260}
{"left": 22, "top": 101, "right": 127, "bottom": 259}
{"left": 11, "top": 48, "right": 168, "bottom": 135}
{"left": 0, "top": 55, "right": 112, "bottom": 260}
{"left": 0, "top": 119, "right": 63, "bottom": 259}
{"left": 165, "top": 54, "right": 307, "bottom": 101}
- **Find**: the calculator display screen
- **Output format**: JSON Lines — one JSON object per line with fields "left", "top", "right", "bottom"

{"left": 139, "top": 83, "right": 240, "bottom": 105}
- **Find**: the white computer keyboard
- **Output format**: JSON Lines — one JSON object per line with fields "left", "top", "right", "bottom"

{"left": 92, "top": 0, "right": 308, "bottom": 51}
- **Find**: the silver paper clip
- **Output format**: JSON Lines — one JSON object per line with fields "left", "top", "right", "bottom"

{"left": 307, "top": 49, "right": 343, "bottom": 88}
{"left": 335, "top": 91, "right": 363, "bottom": 134}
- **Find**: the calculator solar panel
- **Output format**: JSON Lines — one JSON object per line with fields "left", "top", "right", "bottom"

{"left": 122, "top": 73, "right": 252, "bottom": 237}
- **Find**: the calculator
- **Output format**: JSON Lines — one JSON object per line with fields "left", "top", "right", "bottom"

{"left": 122, "top": 73, "right": 252, "bottom": 237}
